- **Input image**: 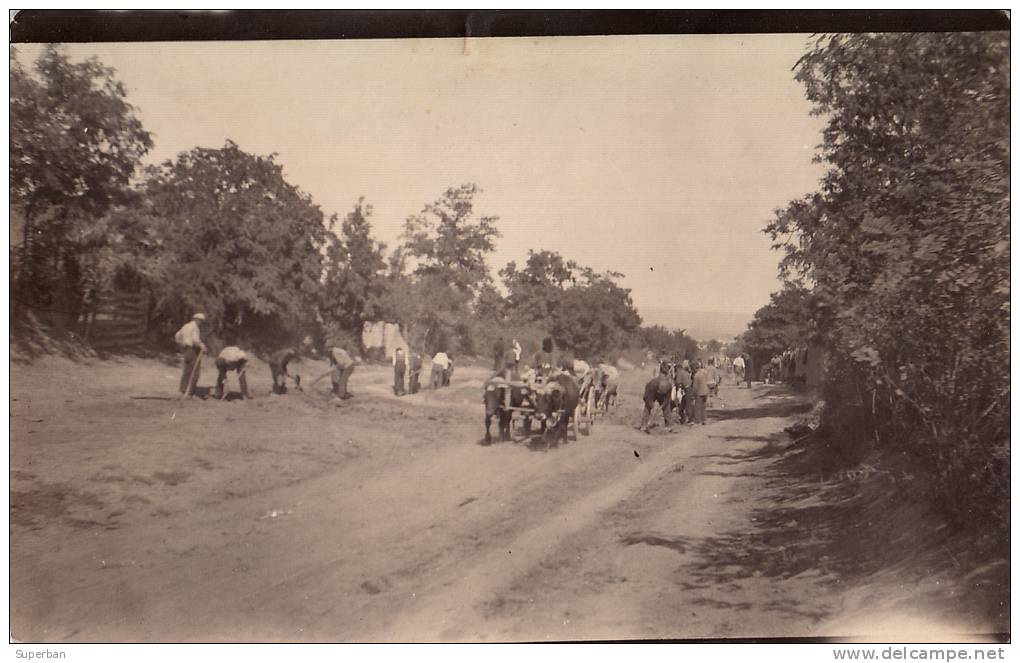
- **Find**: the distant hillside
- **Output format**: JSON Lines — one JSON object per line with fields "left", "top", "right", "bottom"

{"left": 638, "top": 307, "right": 751, "bottom": 342}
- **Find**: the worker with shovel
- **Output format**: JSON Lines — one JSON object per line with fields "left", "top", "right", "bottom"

{"left": 215, "top": 346, "right": 251, "bottom": 400}
{"left": 174, "top": 313, "right": 208, "bottom": 398}
{"left": 269, "top": 347, "right": 302, "bottom": 395}
{"left": 329, "top": 346, "right": 359, "bottom": 400}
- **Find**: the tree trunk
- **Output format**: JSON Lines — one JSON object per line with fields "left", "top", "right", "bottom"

{"left": 13, "top": 205, "right": 35, "bottom": 324}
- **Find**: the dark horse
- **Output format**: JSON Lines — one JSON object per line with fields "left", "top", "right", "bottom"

{"left": 640, "top": 360, "right": 676, "bottom": 433}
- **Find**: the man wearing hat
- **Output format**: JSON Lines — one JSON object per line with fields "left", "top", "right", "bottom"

{"left": 174, "top": 313, "right": 208, "bottom": 397}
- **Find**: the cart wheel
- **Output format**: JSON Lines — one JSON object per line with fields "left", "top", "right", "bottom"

{"left": 573, "top": 405, "right": 582, "bottom": 439}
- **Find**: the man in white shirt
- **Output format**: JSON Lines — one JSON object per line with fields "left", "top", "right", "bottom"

{"left": 174, "top": 313, "right": 208, "bottom": 397}
{"left": 431, "top": 351, "right": 451, "bottom": 389}
{"left": 732, "top": 354, "right": 746, "bottom": 384}
{"left": 512, "top": 339, "right": 523, "bottom": 366}
{"left": 215, "top": 346, "right": 250, "bottom": 400}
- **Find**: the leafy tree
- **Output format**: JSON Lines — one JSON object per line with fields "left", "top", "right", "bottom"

{"left": 138, "top": 140, "right": 327, "bottom": 349}
{"left": 738, "top": 285, "right": 815, "bottom": 370}
{"left": 381, "top": 272, "right": 470, "bottom": 355}
{"left": 10, "top": 46, "right": 152, "bottom": 319}
{"left": 640, "top": 324, "right": 699, "bottom": 360}
{"left": 320, "top": 198, "right": 389, "bottom": 348}
{"left": 765, "top": 33, "right": 1009, "bottom": 528}
{"left": 388, "top": 184, "right": 502, "bottom": 354}
{"left": 400, "top": 183, "right": 501, "bottom": 296}
{"left": 473, "top": 281, "right": 508, "bottom": 321}
{"left": 500, "top": 249, "right": 578, "bottom": 323}
{"left": 548, "top": 268, "right": 642, "bottom": 357}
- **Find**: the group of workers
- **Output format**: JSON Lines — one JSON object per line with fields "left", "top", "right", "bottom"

{"left": 174, "top": 313, "right": 359, "bottom": 401}
{"left": 666, "top": 356, "right": 720, "bottom": 427}
{"left": 391, "top": 348, "right": 454, "bottom": 396}
{"left": 762, "top": 347, "right": 809, "bottom": 385}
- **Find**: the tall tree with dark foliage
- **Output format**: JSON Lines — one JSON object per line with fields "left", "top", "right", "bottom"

{"left": 765, "top": 33, "right": 1009, "bottom": 530}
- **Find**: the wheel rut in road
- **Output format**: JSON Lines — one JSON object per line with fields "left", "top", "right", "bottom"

{"left": 373, "top": 416, "right": 758, "bottom": 642}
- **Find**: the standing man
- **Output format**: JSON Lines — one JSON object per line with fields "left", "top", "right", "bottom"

{"left": 707, "top": 358, "right": 721, "bottom": 399}
{"left": 733, "top": 353, "right": 745, "bottom": 385}
{"left": 269, "top": 347, "right": 301, "bottom": 395}
{"left": 174, "top": 313, "right": 208, "bottom": 398}
{"left": 408, "top": 351, "right": 423, "bottom": 394}
{"left": 493, "top": 336, "right": 506, "bottom": 373}
{"left": 512, "top": 338, "right": 523, "bottom": 368}
{"left": 692, "top": 360, "right": 710, "bottom": 425}
{"left": 393, "top": 347, "right": 407, "bottom": 396}
{"left": 444, "top": 354, "right": 455, "bottom": 386}
{"left": 431, "top": 351, "right": 451, "bottom": 389}
{"left": 215, "top": 346, "right": 250, "bottom": 400}
{"left": 329, "top": 345, "right": 358, "bottom": 400}
{"left": 534, "top": 337, "right": 555, "bottom": 379}
{"left": 675, "top": 361, "right": 692, "bottom": 424}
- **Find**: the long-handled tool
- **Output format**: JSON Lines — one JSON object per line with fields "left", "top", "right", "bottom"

{"left": 308, "top": 366, "right": 336, "bottom": 388}
{"left": 219, "top": 367, "right": 247, "bottom": 401}
{"left": 179, "top": 348, "right": 204, "bottom": 401}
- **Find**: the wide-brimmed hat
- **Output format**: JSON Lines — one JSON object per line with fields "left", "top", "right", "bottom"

{"left": 193, "top": 313, "right": 207, "bottom": 321}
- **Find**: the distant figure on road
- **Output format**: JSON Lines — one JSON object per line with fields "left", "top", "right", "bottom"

{"left": 329, "top": 346, "right": 358, "bottom": 400}
{"left": 674, "top": 362, "right": 692, "bottom": 424}
{"left": 431, "top": 351, "right": 452, "bottom": 389}
{"left": 692, "top": 360, "right": 710, "bottom": 425}
{"left": 408, "top": 352, "right": 423, "bottom": 394}
{"left": 393, "top": 347, "right": 407, "bottom": 396}
{"left": 269, "top": 347, "right": 300, "bottom": 395}
{"left": 174, "top": 312, "right": 208, "bottom": 398}
{"left": 215, "top": 346, "right": 250, "bottom": 400}
{"left": 534, "top": 337, "right": 556, "bottom": 379}
{"left": 742, "top": 353, "right": 753, "bottom": 389}
{"left": 444, "top": 354, "right": 455, "bottom": 386}
{"left": 733, "top": 354, "right": 745, "bottom": 384}
{"left": 598, "top": 362, "right": 620, "bottom": 410}
{"left": 707, "top": 358, "right": 721, "bottom": 398}
{"left": 493, "top": 337, "right": 506, "bottom": 372}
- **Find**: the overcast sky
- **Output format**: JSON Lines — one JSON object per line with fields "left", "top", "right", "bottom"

{"left": 16, "top": 35, "right": 827, "bottom": 316}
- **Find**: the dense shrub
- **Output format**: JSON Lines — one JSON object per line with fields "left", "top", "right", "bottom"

{"left": 765, "top": 33, "right": 1009, "bottom": 532}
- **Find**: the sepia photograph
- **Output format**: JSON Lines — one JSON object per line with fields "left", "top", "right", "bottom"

{"left": 8, "top": 10, "right": 1010, "bottom": 649}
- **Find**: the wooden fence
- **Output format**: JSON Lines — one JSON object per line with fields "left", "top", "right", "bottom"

{"left": 83, "top": 292, "right": 149, "bottom": 351}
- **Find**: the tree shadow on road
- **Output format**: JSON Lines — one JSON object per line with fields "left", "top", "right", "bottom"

{"left": 710, "top": 400, "right": 813, "bottom": 421}
{"left": 621, "top": 431, "right": 1010, "bottom": 634}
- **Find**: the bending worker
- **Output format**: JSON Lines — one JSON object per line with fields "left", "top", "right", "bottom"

{"left": 215, "top": 346, "right": 250, "bottom": 400}
{"left": 329, "top": 345, "right": 358, "bottom": 400}
{"left": 269, "top": 347, "right": 301, "bottom": 395}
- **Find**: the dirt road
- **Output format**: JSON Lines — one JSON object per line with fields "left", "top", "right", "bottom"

{"left": 10, "top": 355, "right": 995, "bottom": 642}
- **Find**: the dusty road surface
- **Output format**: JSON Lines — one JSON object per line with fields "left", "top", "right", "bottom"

{"left": 11, "top": 355, "right": 1000, "bottom": 642}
